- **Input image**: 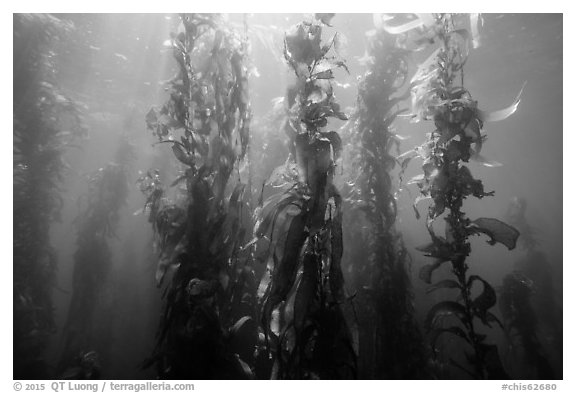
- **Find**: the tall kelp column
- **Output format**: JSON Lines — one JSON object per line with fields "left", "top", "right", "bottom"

{"left": 139, "top": 14, "right": 255, "bottom": 379}
{"left": 393, "top": 14, "right": 522, "bottom": 378}
{"left": 343, "top": 18, "right": 426, "bottom": 379}
{"left": 14, "top": 14, "right": 86, "bottom": 379}
{"left": 499, "top": 197, "right": 560, "bottom": 379}
{"left": 252, "top": 14, "right": 356, "bottom": 379}
{"left": 59, "top": 139, "right": 133, "bottom": 378}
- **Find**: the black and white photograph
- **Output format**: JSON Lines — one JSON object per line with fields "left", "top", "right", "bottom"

{"left": 10, "top": 7, "right": 566, "bottom": 385}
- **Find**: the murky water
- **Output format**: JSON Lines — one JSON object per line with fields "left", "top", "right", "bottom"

{"left": 13, "top": 13, "right": 562, "bottom": 380}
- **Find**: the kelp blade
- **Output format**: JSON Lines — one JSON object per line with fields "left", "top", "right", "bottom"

{"left": 476, "top": 82, "right": 526, "bottom": 122}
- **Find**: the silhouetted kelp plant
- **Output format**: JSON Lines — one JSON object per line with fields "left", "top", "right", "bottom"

{"left": 251, "top": 14, "right": 357, "bottom": 379}
{"left": 139, "top": 13, "right": 256, "bottom": 379}
{"left": 499, "top": 197, "right": 561, "bottom": 379}
{"left": 499, "top": 272, "right": 554, "bottom": 379}
{"left": 59, "top": 138, "right": 133, "bottom": 378}
{"left": 342, "top": 20, "right": 427, "bottom": 379}
{"left": 391, "top": 13, "right": 522, "bottom": 378}
{"left": 14, "top": 14, "right": 86, "bottom": 379}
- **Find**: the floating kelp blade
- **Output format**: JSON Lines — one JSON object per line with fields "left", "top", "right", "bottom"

{"left": 430, "top": 326, "right": 470, "bottom": 354}
{"left": 468, "top": 217, "right": 520, "bottom": 250}
{"left": 397, "top": 148, "right": 418, "bottom": 164}
{"left": 468, "top": 275, "right": 497, "bottom": 321}
{"left": 470, "top": 150, "right": 503, "bottom": 168}
{"left": 407, "top": 174, "right": 425, "bottom": 185}
{"left": 470, "top": 13, "right": 482, "bottom": 48}
{"left": 412, "top": 195, "right": 432, "bottom": 219}
{"left": 425, "top": 301, "right": 468, "bottom": 331}
{"left": 261, "top": 212, "right": 307, "bottom": 340}
{"left": 419, "top": 258, "right": 449, "bottom": 284}
{"left": 229, "top": 316, "right": 253, "bottom": 337}
{"left": 477, "top": 82, "right": 526, "bottom": 122}
{"left": 410, "top": 48, "right": 441, "bottom": 84}
{"left": 381, "top": 14, "right": 435, "bottom": 35}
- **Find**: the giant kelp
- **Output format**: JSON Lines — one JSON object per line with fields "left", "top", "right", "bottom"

{"left": 499, "top": 272, "right": 554, "bottom": 379}
{"left": 500, "top": 198, "right": 561, "bottom": 379}
{"left": 14, "top": 13, "right": 557, "bottom": 381}
{"left": 139, "top": 13, "right": 255, "bottom": 379}
{"left": 14, "top": 14, "right": 86, "bottom": 379}
{"left": 392, "top": 13, "right": 521, "bottom": 378}
{"left": 252, "top": 14, "right": 356, "bottom": 379}
{"left": 59, "top": 138, "right": 132, "bottom": 377}
{"left": 342, "top": 20, "right": 427, "bottom": 379}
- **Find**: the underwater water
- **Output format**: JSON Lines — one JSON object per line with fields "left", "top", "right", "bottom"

{"left": 13, "top": 13, "right": 562, "bottom": 380}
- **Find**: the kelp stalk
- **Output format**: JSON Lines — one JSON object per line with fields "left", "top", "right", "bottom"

{"left": 345, "top": 23, "right": 426, "bottom": 379}
{"left": 139, "top": 13, "right": 254, "bottom": 379}
{"left": 395, "top": 13, "right": 521, "bottom": 379}
{"left": 14, "top": 14, "right": 85, "bottom": 379}
{"left": 253, "top": 14, "right": 356, "bottom": 379}
{"left": 59, "top": 139, "right": 132, "bottom": 376}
